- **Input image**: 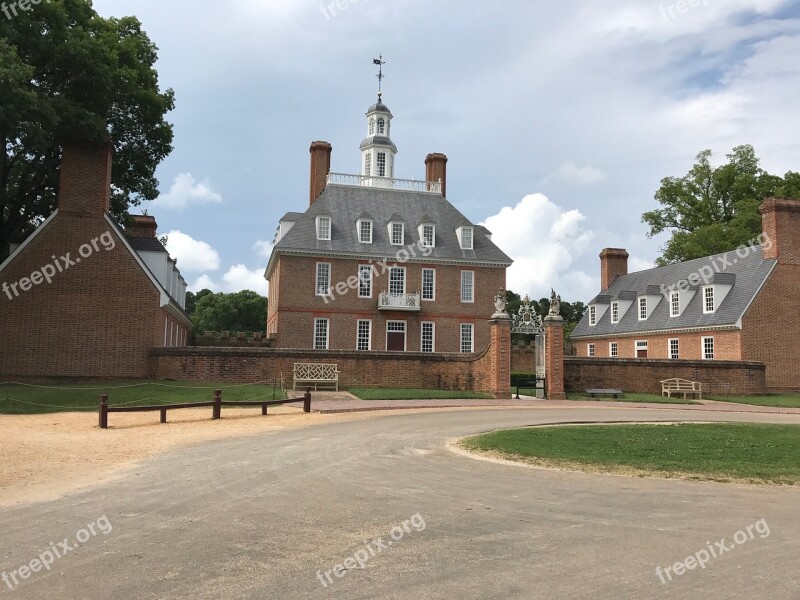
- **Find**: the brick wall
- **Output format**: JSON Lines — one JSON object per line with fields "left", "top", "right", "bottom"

{"left": 574, "top": 330, "right": 742, "bottom": 361}
{"left": 269, "top": 254, "right": 505, "bottom": 352}
{"left": 149, "top": 344, "right": 498, "bottom": 394}
{"left": 0, "top": 213, "right": 173, "bottom": 378}
{"left": 564, "top": 357, "right": 766, "bottom": 396}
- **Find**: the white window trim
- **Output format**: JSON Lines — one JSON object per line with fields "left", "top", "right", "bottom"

{"left": 461, "top": 270, "right": 475, "bottom": 303}
{"left": 636, "top": 340, "right": 648, "bottom": 357}
{"left": 313, "top": 318, "right": 330, "bottom": 350}
{"left": 356, "top": 319, "right": 372, "bottom": 351}
{"left": 357, "top": 219, "right": 373, "bottom": 244}
{"left": 389, "top": 266, "right": 406, "bottom": 295}
{"left": 589, "top": 305, "right": 597, "bottom": 326}
{"left": 420, "top": 224, "right": 436, "bottom": 248}
{"left": 421, "top": 321, "right": 436, "bottom": 353}
{"left": 638, "top": 297, "right": 648, "bottom": 321}
{"left": 358, "top": 264, "right": 373, "bottom": 298}
{"left": 702, "top": 336, "right": 715, "bottom": 360}
{"left": 316, "top": 215, "right": 331, "bottom": 241}
{"left": 389, "top": 222, "right": 404, "bottom": 246}
{"left": 458, "top": 226, "right": 474, "bottom": 250}
{"left": 703, "top": 286, "right": 715, "bottom": 314}
{"left": 669, "top": 338, "right": 680, "bottom": 360}
{"left": 588, "top": 344, "right": 595, "bottom": 357}
{"left": 460, "top": 323, "right": 475, "bottom": 354}
{"left": 609, "top": 342, "right": 618, "bottom": 357}
{"left": 422, "top": 268, "right": 436, "bottom": 302}
{"left": 610, "top": 301, "right": 619, "bottom": 324}
{"left": 670, "top": 291, "right": 680, "bottom": 318}
{"left": 315, "top": 262, "right": 332, "bottom": 297}
{"left": 386, "top": 320, "right": 407, "bottom": 352}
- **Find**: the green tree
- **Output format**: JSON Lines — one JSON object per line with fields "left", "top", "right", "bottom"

{"left": 0, "top": 1, "right": 175, "bottom": 259}
{"left": 642, "top": 145, "right": 799, "bottom": 265}
{"left": 192, "top": 291, "right": 268, "bottom": 333}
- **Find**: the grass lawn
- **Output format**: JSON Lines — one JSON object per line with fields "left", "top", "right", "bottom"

{"left": 566, "top": 392, "right": 700, "bottom": 405}
{"left": 347, "top": 387, "right": 493, "bottom": 400}
{"left": 461, "top": 423, "right": 800, "bottom": 484}
{"left": 0, "top": 380, "right": 287, "bottom": 415}
{"left": 707, "top": 394, "right": 800, "bottom": 408}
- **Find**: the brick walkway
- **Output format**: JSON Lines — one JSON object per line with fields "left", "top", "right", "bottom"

{"left": 291, "top": 391, "right": 800, "bottom": 415}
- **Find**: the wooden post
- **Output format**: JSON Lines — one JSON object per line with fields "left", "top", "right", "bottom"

{"left": 262, "top": 403, "right": 268, "bottom": 416}
{"left": 304, "top": 388, "right": 311, "bottom": 413}
{"left": 160, "top": 408, "right": 167, "bottom": 424}
{"left": 213, "top": 389, "right": 222, "bottom": 420}
{"left": 99, "top": 394, "right": 108, "bottom": 429}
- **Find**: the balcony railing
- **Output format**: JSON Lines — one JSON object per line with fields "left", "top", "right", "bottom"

{"left": 378, "top": 291, "right": 422, "bottom": 311}
{"left": 327, "top": 172, "right": 442, "bottom": 194}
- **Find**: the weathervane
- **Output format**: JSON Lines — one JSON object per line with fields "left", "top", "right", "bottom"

{"left": 373, "top": 54, "right": 386, "bottom": 98}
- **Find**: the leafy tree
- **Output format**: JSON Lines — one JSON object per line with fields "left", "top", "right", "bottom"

{"left": 642, "top": 145, "right": 800, "bottom": 265}
{"left": 0, "top": 1, "right": 175, "bottom": 259}
{"left": 184, "top": 288, "right": 212, "bottom": 317}
{"left": 192, "top": 291, "right": 267, "bottom": 333}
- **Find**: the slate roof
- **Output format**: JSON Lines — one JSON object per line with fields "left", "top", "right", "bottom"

{"left": 127, "top": 236, "right": 168, "bottom": 253}
{"left": 267, "top": 185, "right": 513, "bottom": 275}
{"left": 572, "top": 247, "right": 777, "bottom": 338}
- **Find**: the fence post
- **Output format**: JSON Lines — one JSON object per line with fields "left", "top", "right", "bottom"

{"left": 213, "top": 389, "right": 222, "bottom": 420}
{"left": 99, "top": 394, "right": 108, "bottom": 429}
{"left": 304, "top": 388, "right": 311, "bottom": 413}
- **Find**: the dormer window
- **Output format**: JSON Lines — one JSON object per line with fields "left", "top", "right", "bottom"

{"left": 358, "top": 219, "right": 373, "bottom": 244}
{"left": 589, "top": 305, "right": 597, "bottom": 326}
{"left": 377, "top": 118, "right": 385, "bottom": 134}
{"left": 390, "top": 222, "right": 404, "bottom": 246}
{"left": 703, "top": 286, "right": 715, "bottom": 314}
{"left": 457, "top": 226, "right": 474, "bottom": 250}
{"left": 670, "top": 291, "right": 680, "bottom": 317}
{"left": 610, "top": 301, "right": 619, "bottom": 324}
{"left": 420, "top": 224, "right": 435, "bottom": 248}
{"left": 638, "top": 297, "right": 647, "bottom": 321}
{"left": 316, "top": 216, "right": 331, "bottom": 241}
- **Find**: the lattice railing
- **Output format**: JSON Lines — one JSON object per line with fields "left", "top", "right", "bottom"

{"left": 293, "top": 363, "right": 340, "bottom": 380}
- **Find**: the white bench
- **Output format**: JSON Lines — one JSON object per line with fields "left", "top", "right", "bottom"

{"left": 293, "top": 363, "right": 340, "bottom": 391}
{"left": 661, "top": 378, "right": 703, "bottom": 400}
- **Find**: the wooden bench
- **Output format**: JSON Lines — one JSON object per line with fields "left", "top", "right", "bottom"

{"left": 293, "top": 363, "right": 340, "bottom": 391}
{"left": 661, "top": 378, "right": 703, "bottom": 400}
{"left": 586, "top": 388, "right": 624, "bottom": 399}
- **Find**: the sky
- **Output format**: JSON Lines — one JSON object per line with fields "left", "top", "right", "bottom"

{"left": 92, "top": 0, "right": 800, "bottom": 302}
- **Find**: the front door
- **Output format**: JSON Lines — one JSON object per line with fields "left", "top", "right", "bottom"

{"left": 387, "top": 321, "right": 406, "bottom": 351}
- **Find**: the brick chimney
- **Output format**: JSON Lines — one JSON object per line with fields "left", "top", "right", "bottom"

{"left": 58, "top": 141, "right": 113, "bottom": 216}
{"left": 600, "top": 248, "right": 629, "bottom": 291}
{"left": 760, "top": 197, "right": 800, "bottom": 265}
{"left": 425, "top": 153, "right": 448, "bottom": 197}
{"left": 309, "top": 141, "right": 332, "bottom": 205}
{"left": 127, "top": 215, "right": 158, "bottom": 239}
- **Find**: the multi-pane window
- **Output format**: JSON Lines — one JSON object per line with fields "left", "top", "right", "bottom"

{"left": 421, "top": 322, "right": 435, "bottom": 353}
{"left": 390, "top": 222, "right": 404, "bottom": 245}
{"left": 669, "top": 338, "right": 680, "bottom": 360}
{"left": 313, "top": 318, "right": 329, "bottom": 350}
{"left": 703, "top": 336, "right": 715, "bottom": 360}
{"left": 460, "top": 226, "right": 474, "bottom": 250}
{"left": 460, "top": 324, "right": 474, "bottom": 353}
{"left": 358, "top": 265, "right": 372, "bottom": 298}
{"left": 588, "top": 344, "right": 595, "bottom": 357}
{"left": 377, "top": 152, "right": 386, "bottom": 177}
{"left": 461, "top": 270, "right": 474, "bottom": 303}
{"left": 704, "top": 286, "right": 715, "bottom": 314}
{"left": 636, "top": 340, "right": 648, "bottom": 358}
{"left": 610, "top": 342, "right": 618, "bottom": 357}
{"left": 359, "top": 220, "right": 372, "bottom": 244}
{"left": 315, "top": 263, "right": 331, "bottom": 296}
{"left": 357, "top": 320, "right": 371, "bottom": 351}
{"left": 389, "top": 267, "right": 405, "bottom": 295}
{"left": 421, "top": 224, "right": 435, "bottom": 247}
{"left": 368, "top": 118, "right": 375, "bottom": 135}
{"left": 422, "top": 268, "right": 436, "bottom": 301}
{"left": 670, "top": 292, "right": 680, "bottom": 317}
{"left": 611, "top": 302, "right": 619, "bottom": 323}
{"left": 316, "top": 216, "right": 331, "bottom": 241}
{"left": 639, "top": 297, "right": 647, "bottom": 320}
{"left": 589, "top": 305, "right": 597, "bottom": 326}
{"left": 363, "top": 153, "right": 371, "bottom": 177}
{"left": 377, "top": 118, "right": 385, "bottom": 134}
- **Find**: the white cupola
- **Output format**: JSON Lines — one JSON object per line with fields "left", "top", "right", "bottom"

{"left": 360, "top": 93, "right": 397, "bottom": 186}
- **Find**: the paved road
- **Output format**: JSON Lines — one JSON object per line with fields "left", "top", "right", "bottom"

{"left": 2, "top": 408, "right": 799, "bottom": 599}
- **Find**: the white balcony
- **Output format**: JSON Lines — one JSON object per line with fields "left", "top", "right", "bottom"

{"left": 327, "top": 172, "right": 442, "bottom": 194}
{"left": 378, "top": 291, "right": 422, "bottom": 311}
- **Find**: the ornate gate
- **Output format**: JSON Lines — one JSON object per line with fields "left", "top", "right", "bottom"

{"left": 511, "top": 295, "right": 546, "bottom": 398}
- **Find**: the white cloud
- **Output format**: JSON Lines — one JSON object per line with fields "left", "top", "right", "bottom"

{"left": 629, "top": 256, "right": 656, "bottom": 273}
{"left": 189, "top": 274, "right": 219, "bottom": 293}
{"left": 153, "top": 173, "right": 222, "bottom": 210}
{"left": 482, "top": 194, "right": 597, "bottom": 302}
{"left": 164, "top": 230, "right": 221, "bottom": 273}
{"left": 221, "top": 265, "right": 268, "bottom": 294}
{"left": 252, "top": 240, "right": 275, "bottom": 258}
{"left": 548, "top": 162, "right": 607, "bottom": 185}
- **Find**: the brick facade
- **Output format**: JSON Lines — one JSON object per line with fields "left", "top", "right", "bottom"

{"left": 574, "top": 330, "right": 743, "bottom": 361}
